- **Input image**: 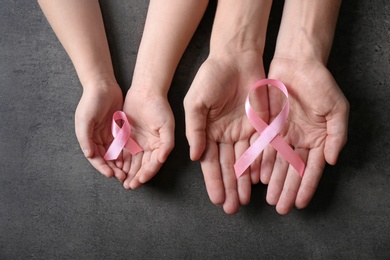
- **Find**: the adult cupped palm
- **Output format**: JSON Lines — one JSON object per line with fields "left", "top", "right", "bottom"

{"left": 264, "top": 57, "right": 349, "bottom": 215}
{"left": 184, "top": 52, "right": 268, "bottom": 214}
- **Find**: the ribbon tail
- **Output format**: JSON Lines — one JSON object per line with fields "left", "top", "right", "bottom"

{"left": 124, "top": 137, "right": 143, "bottom": 155}
{"left": 234, "top": 144, "right": 263, "bottom": 179}
{"left": 270, "top": 135, "right": 305, "bottom": 177}
{"left": 104, "top": 128, "right": 129, "bottom": 161}
{"left": 234, "top": 129, "right": 277, "bottom": 178}
{"left": 104, "top": 142, "right": 124, "bottom": 161}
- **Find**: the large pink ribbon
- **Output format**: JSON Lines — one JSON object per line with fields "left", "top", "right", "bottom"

{"left": 104, "top": 111, "right": 143, "bottom": 161}
{"left": 234, "top": 79, "right": 305, "bottom": 179}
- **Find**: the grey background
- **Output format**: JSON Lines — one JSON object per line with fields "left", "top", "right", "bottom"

{"left": 1, "top": 0, "right": 389, "bottom": 259}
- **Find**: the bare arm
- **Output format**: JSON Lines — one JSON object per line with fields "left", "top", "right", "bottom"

{"left": 184, "top": 0, "right": 272, "bottom": 214}
{"left": 265, "top": 0, "right": 348, "bottom": 214}
{"left": 38, "top": 0, "right": 115, "bottom": 87}
{"left": 38, "top": 0, "right": 125, "bottom": 180}
{"left": 210, "top": 0, "right": 272, "bottom": 57}
{"left": 274, "top": 0, "right": 341, "bottom": 63}
{"left": 131, "top": 0, "right": 209, "bottom": 95}
{"left": 122, "top": 0, "right": 209, "bottom": 189}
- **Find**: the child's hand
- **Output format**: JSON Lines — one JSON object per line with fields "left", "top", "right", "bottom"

{"left": 122, "top": 88, "right": 174, "bottom": 190}
{"left": 184, "top": 52, "right": 267, "bottom": 214}
{"left": 264, "top": 58, "right": 349, "bottom": 215}
{"left": 75, "top": 81, "right": 127, "bottom": 181}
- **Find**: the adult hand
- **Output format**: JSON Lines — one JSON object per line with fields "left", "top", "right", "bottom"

{"left": 184, "top": 52, "right": 267, "bottom": 214}
{"left": 263, "top": 58, "right": 349, "bottom": 214}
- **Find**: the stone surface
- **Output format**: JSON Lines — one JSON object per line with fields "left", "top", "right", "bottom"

{"left": 1, "top": 0, "right": 389, "bottom": 258}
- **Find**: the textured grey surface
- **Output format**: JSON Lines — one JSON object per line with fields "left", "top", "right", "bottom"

{"left": 1, "top": 0, "right": 389, "bottom": 259}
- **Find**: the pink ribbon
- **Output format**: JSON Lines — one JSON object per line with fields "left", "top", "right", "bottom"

{"left": 104, "top": 111, "right": 143, "bottom": 161}
{"left": 234, "top": 79, "right": 305, "bottom": 179}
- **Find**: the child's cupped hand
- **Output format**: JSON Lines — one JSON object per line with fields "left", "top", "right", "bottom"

{"left": 121, "top": 87, "right": 175, "bottom": 190}
{"left": 75, "top": 80, "right": 128, "bottom": 181}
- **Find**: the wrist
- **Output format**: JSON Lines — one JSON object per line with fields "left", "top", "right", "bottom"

{"left": 209, "top": 0, "right": 271, "bottom": 57}
{"left": 130, "top": 63, "right": 172, "bottom": 97}
{"left": 130, "top": 78, "right": 170, "bottom": 98}
{"left": 274, "top": 0, "right": 341, "bottom": 64}
{"left": 77, "top": 65, "right": 117, "bottom": 89}
{"left": 127, "top": 84, "right": 169, "bottom": 102}
{"left": 273, "top": 34, "right": 328, "bottom": 64}
{"left": 81, "top": 75, "right": 120, "bottom": 93}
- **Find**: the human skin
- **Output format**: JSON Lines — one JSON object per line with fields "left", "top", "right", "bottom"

{"left": 38, "top": 0, "right": 209, "bottom": 186}
{"left": 262, "top": 0, "right": 349, "bottom": 215}
{"left": 184, "top": 0, "right": 272, "bottom": 214}
{"left": 122, "top": 0, "right": 209, "bottom": 190}
{"left": 38, "top": 0, "right": 127, "bottom": 181}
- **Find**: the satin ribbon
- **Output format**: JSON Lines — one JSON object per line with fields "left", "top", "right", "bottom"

{"left": 234, "top": 79, "right": 305, "bottom": 179}
{"left": 104, "top": 111, "right": 143, "bottom": 161}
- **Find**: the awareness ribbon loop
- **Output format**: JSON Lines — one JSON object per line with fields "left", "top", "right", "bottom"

{"left": 104, "top": 111, "right": 143, "bottom": 161}
{"left": 234, "top": 79, "right": 305, "bottom": 179}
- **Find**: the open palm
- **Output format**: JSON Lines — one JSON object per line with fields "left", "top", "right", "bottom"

{"left": 184, "top": 53, "right": 267, "bottom": 214}
{"left": 264, "top": 58, "right": 349, "bottom": 214}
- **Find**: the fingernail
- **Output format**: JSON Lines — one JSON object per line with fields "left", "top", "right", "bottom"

{"left": 83, "top": 149, "right": 90, "bottom": 157}
{"left": 130, "top": 180, "right": 139, "bottom": 190}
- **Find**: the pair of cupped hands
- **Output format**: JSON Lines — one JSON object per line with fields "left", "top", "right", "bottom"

{"left": 75, "top": 51, "right": 349, "bottom": 215}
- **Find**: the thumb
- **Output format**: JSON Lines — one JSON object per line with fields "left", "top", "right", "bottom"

{"left": 157, "top": 120, "right": 175, "bottom": 163}
{"left": 75, "top": 117, "right": 95, "bottom": 158}
{"left": 183, "top": 95, "right": 208, "bottom": 161}
{"left": 324, "top": 105, "right": 349, "bottom": 165}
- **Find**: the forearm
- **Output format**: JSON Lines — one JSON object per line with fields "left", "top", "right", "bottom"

{"left": 131, "top": 0, "right": 209, "bottom": 95}
{"left": 38, "top": 0, "right": 115, "bottom": 88}
{"left": 274, "top": 0, "right": 341, "bottom": 63}
{"left": 210, "top": 0, "right": 272, "bottom": 56}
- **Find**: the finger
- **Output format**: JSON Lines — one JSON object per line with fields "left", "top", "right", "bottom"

{"left": 138, "top": 150, "right": 163, "bottom": 184}
{"left": 260, "top": 145, "right": 277, "bottom": 184}
{"left": 266, "top": 150, "right": 289, "bottom": 206}
{"left": 122, "top": 149, "right": 131, "bottom": 173}
{"left": 324, "top": 102, "right": 349, "bottom": 165}
{"left": 123, "top": 151, "right": 143, "bottom": 189}
{"left": 129, "top": 152, "right": 150, "bottom": 189}
{"left": 183, "top": 95, "right": 208, "bottom": 161}
{"left": 200, "top": 140, "right": 225, "bottom": 206}
{"left": 115, "top": 151, "right": 124, "bottom": 169}
{"left": 101, "top": 144, "right": 126, "bottom": 182}
{"left": 234, "top": 141, "right": 251, "bottom": 206}
{"left": 86, "top": 144, "right": 114, "bottom": 178}
{"left": 130, "top": 150, "right": 161, "bottom": 189}
{"left": 158, "top": 121, "right": 175, "bottom": 163}
{"left": 129, "top": 178, "right": 141, "bottom": 190}
{"left": 129, "top": 152, "right": 143, "bottom": 178}
{"left": 219, "top": 143, "right": 240, "bottom": 214}
{"left": 295, "top": 146, "right": 326, "bottom": 209}
{"left": 129, "top": 153, "right": 147, "bottom": 189}
{"left": 75, "top": 119, "right": 94, "bottom": 158}
{"left": 275, "top": 148, "right": 308, "bottom": 215}
{"left": 107, "top": 160, "right": 126, "bottom": 182}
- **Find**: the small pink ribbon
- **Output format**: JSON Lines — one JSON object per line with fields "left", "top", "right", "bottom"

{"left": 234, "top": 79, "right": 305, "bottom": 179}
{"left": 104, "top": 111, "right": 143, "bottom": 161}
